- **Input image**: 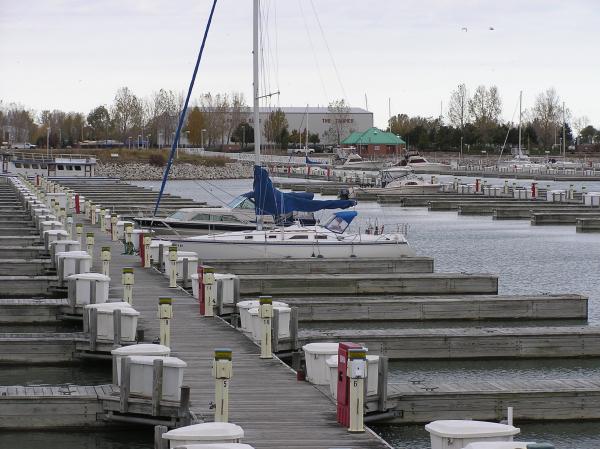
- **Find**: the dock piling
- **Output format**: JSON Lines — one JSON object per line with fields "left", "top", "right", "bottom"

{"left": 153, "top": 425, "right": 168, "bottom": 449}
{"left": 111, "top": 214, "right": 118, "bottom": 241}
{"left": 143, "top": 234, "right": 151, "bottom": 268}
{"left": 213, "top": 348, "right": 233, "bottom": 422}
{"left": 113, "top": 308, "right": 122, "bottom": 347}
{"left": 152, "top": 358, "right": 164, "bottom": 416}
{"left": 158, "top": 297, "right": 172, "bottom": 347}
{"left": 89, "top": 307, "right": 98, "bottom": 352}
{"left": 202, "top": 267, "right": 215, "bottom": 317}
{"left": 122, "top": 267, "right": 134, "bottom": 304}
{"left": 120, "top": 356, "right": 131, "bottom": 413}
{"left": 86, "top": 232, "right": 94, "bottom": 261}
{"left": 259, "top": 296, "right": 273, "bottom": 359}
{"left": 168, "top": 245, "right": 178, "bottom": 288}
{"left": 182, "top": 257, "right": 189, "bottom": 290}
{"left": 377, "top": 356, "right": 389, "bottom": 412}
{"left": 101, "top": 246, "right": 111, "bottom": 277}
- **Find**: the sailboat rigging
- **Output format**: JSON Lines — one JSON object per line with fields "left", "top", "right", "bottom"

{"left": 167, "top": 0, "right": 415, "bottom": 259}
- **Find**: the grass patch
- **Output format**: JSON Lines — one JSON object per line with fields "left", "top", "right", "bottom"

{"left": 20, "top": 148, "right": 231, "bottom": 167}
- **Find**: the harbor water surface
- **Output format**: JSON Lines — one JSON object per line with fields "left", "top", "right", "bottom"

{"left": 10, "top": 177, "right": 598, "bottom": 449}
{"left": 133, "top": 178, "right": 600, "bottom": 448}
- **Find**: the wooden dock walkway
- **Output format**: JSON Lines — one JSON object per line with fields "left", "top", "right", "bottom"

{"left": 90, "top": 215, "right": 391, "bottom": 448}
{"left": 203, "top": 256, "right": 435, "bottom": 275}
{"left": 366, "top": 378, "right": 600, "bottom": 423}
{"left": 238, "top": 273, "right": 498, "bottom": 296}
{"left": 281, "top": 325, "right": 600, "bottom": 360}
{"left": 276, "top": 294, "right": 588, "bottom": 322}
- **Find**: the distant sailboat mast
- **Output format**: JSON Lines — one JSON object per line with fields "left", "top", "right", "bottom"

{"left": 518, "top": 90, "right": 522, "bottom": 157}
{"left": 253, "top": 0, "right": 260, "bottom": 167}
{"left": 305, "top": 106, "right": 309, "bottom": 151}
{"left": 253, "top": 0, "right": 263, "bottom": 229}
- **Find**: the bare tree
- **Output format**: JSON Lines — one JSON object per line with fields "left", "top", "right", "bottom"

{"left": 468, "top": 85, "right": 502, "bottom": 144}
{"left": 572, "top": 115, "right": 590, "bottom": 140}
{"left": 530, "top": 88, "right": 564, "bottom": 149}
{"left": 263, "top": 108, "right": 289, "bottom": 148}
{"left": 388, "top": 113, "right": 414, "bottom": 139}
{"left": 447, "top": 84, "right": 469, "bottom": 130}
{"left": 226, "top": 92, "right": 248, "bottom": 144}
{"left": 200, "top": 93, "right": 229, "bottom": 146}
{"left": 325, "top": 99, "right": 353, "bottom": 144}
{"left": 147, "top": 89, "right": 179, "bottom": 147}
{"left": 112, "top": 87, "right": 143, "bottom": 140}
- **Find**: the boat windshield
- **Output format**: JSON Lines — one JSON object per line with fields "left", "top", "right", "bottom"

{"left": 226, "top": 195, "right": 255, "bottom": 210}
{"left": 323, "top": 215, "right": 350, "bottom": 234}
{"left": 168, "top": 210, "right": 189, "bottom": 220}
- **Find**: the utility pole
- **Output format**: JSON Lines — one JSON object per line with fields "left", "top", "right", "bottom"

{"left": 562, "top": 102, "right": 566, "bottom": 157}
{"left": 47, "top": 127, "right": 51, "bottom": 157}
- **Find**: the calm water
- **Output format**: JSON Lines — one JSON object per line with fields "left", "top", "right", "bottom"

{"left": 132, "top": 179, "right": 600, "bottom": 448}
{"left": 0, "top": 429, "right": 153, "bottom": 449}
{"left": 0, "top": 362, "right": 111, "bottom": 385}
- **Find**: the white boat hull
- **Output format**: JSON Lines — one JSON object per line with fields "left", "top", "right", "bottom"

{"left": 171, "top": 238, "right": 415, "bottom": 259}
{"left": 359, "top": 184, "right": 441, "bottom": 195}
{"left": 408, "top": 162, "right": 452, "bottom": 173}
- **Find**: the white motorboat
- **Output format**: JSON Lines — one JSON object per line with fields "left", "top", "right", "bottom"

{"left": 404, "top": 154, "right": 452, "bottom": 172}
{"left": 351, "top": 170, "right": 440, "bottom": 197}
{"left": 1, "top": 151, "right": 97, "bottom": 177}
{"left": 339, "top": 153, "right": 386, "bottom": 170}
{"left": 172, "top": 211, "right": 415, "bottom": 259}
{"left": 168, "top": 0, "right": 414, "bottom": 260}
{"left": 133, "top": 194, "right": 315, "bottom": 235}
{"left": 380, "top": 164, "right": 415, "bottom": 180}
{"left": 546, "top": 158, "right": 583, "bottom": 169}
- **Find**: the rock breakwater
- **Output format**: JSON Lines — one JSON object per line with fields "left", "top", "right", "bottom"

{"left": 96, "top": 161, "right": 253, "bottom": 180}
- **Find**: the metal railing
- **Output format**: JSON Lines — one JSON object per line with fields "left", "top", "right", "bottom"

{"left": 2, "top": 151, "right": 96, "bottom": 163}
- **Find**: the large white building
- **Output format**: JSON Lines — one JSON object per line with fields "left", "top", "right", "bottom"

{"left": 247, "top": 106, "right": 373, "bottom": 144}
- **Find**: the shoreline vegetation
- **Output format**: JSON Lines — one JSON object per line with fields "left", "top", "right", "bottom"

{"left": 11, "top": 148, "right": 253, "bottom": 181}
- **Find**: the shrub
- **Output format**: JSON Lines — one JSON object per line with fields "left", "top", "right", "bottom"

{"left": 148, "top": 153, "right": 166, "bottom": 167}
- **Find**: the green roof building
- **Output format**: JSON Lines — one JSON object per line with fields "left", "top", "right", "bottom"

{"left": 341, "top": 127, "right": 405, "bottom": 157}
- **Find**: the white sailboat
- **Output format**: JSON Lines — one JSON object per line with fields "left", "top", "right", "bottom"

{"left": 351, "top": 171, "right": 441, "bottom": 197}
{"left": 171, "top": 0, "right": 414, "bottom": 259}
{"left": 497, "top": 92, "right": 545, "bottom": 170}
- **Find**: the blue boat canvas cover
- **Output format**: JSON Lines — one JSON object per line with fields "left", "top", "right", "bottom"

{"left": 249, "top": 166, "right": 356, "bottom": 217}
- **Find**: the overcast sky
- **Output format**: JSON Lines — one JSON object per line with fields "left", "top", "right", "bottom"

{"left": 1, "top": 0, "right": 598, "bottom": 129}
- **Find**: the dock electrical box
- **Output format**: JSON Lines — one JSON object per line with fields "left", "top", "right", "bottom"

{"left": 336, "top": 341, "right": 363, "bottom": 426}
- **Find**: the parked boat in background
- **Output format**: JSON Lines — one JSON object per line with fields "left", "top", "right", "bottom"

{"left": 403, "top": 153, "right": 452, "bottom": 172}
{"left": 1, "top": 151, "right": 97, "bottom": 177}
{"left": 133, "top": 194, "right": 316, "bottom": 235}
{"left": 175, "top": 210, "right": 415, "bottom": 259}
{"left": 351, "top": 171, "right": 441, "bottom": 197}
{"left": 338, "top": 153, "right": 386, "bottom": 170}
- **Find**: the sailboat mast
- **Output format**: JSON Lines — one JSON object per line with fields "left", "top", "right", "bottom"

{"left": 518, "top": 90, "right": 522, "bottom": 156}
{"left": 305, "top": 105, "right": 309, "bottom": 150}
{"left": 253, "top": 0, "right": 260, "bottom": 166}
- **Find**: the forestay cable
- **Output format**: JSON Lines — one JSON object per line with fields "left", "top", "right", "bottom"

{"left": 154, "top": 0, "right": 218, "bottom": 216}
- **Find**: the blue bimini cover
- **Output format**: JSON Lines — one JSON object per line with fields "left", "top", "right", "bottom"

{"left": 252, "top": 165, "right": 356, "bottom": 216}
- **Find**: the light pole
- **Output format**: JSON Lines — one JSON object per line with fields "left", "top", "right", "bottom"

{"left": 460, "top": 136, "right": 463, "bottom": 160}
{"left": 128, "top": 137, "right": 131, "bottom": 150}
{"left": 46, "top": 127, "right": 51, "bottom": 157}
{"left": 201, "top": 129, "right": 207, "bottom": 151}
{"left": 184, "top": 131, "right": 190, "bottom": 150}
{"left": 138, "top": 135, "right": 142, "bottom": 149}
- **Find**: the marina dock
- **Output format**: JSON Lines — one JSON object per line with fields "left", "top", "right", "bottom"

{"left": 3, "top": 174, "right": 600, "bottom": 444}
{"left": 365, "top": 378, "right": 600, "bottom": 423}
{"left": 0, "top": 177, "right": 390, "bottom": 448}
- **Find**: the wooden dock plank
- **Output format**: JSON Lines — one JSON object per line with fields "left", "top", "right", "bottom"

{"left": 88, "top": 210, "right": 390, "bottom": 448}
